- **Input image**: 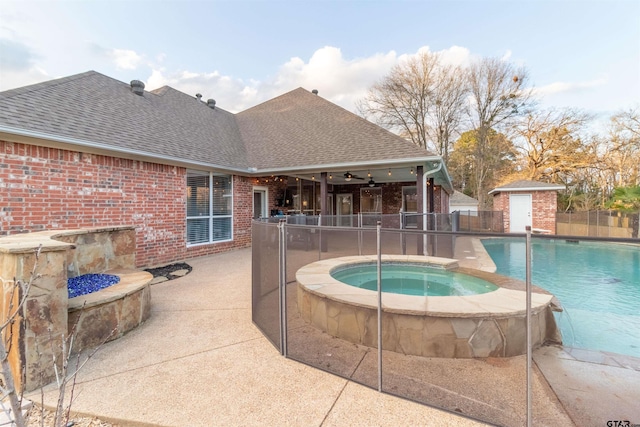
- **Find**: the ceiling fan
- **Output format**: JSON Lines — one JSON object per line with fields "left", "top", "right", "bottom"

{"left": 343, "top": 172, "right": 365, "bottom": 182}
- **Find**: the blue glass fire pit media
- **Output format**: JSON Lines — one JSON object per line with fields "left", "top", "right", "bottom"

{"left": 67, "top": 274, "right": 120, "bottom": 298}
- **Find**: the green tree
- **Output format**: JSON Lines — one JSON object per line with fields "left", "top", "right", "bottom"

{"left": 606, "top": 186, "right": 640, "bottom": 212}
{"left": 606, "top": 185, "right": 640, "bottom": 238}
{"left": 449, "top": 129, "right": 517, "bottom": 204}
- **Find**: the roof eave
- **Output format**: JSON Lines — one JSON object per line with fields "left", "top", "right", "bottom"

{"left": 488, "top": 185, "right": 565, "bottom": 195}
{"left": 0, "top": 126, "right": 251, "bottom": 174}
{"left": 248, "top": 156, "right": 444, "bottom": 175}
{"left": 0, "top": 125, "right": 455, "bottom": 193}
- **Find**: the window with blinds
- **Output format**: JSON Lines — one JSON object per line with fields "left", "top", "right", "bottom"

{"left": 186, "top": 171, "right": 233, "bottom": 245}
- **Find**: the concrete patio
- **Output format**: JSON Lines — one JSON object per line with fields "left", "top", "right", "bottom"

{"left": 28, "top": 247, "right": 640, "bottom": 426}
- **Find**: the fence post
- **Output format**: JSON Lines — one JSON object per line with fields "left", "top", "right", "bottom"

{"left": 376, "top": 221, "right": 383, "bottom": 392}
{"left": 358, "top": 212, "right": 363, "bottom": 256}
{"left": 525, "top": 226, "right": 532, "bottom": 427}
{"left": 400, "top": 211, "right": 406, "bottom": 255}
{"left": 278, "top": 219, "right": 288, "bottom": 357}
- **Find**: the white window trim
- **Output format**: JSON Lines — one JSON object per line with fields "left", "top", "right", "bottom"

{"left": 186, "top": 171, "right": 234, "bottom": 247}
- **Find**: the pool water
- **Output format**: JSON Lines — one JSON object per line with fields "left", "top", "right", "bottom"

{"left": 331, "top": 263, "right": 498, "bottom": 296}
{"left": 482, "top": 238, "right": 640, "bottom": 357}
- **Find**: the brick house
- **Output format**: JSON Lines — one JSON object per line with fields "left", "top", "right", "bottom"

{"left": 489, "top": 180, "right": 564, "bottom": 233}
{"left": 0, "top": 71, "right": 453, "bottom": 267}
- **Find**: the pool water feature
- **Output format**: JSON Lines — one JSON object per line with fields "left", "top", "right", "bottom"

{"left": 482, "top": 238, "right": 640, "bottom": 357}
{"left": 331, "top": 263, "right": 498, "bottom": 296}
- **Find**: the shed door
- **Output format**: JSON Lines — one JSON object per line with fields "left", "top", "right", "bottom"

{"left": 509, "top": 194, "right": 532, "bottom": 233}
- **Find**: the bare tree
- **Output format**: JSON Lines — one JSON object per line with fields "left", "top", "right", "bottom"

{"left": 511, "top": 108, "right": 593, "bottom": 184}
{"left": 604, "top": 106, "right": 640, "bottom": 187}
{"left": 467, "top": 57, "right": 533, "bottom": 207}
{"left": 357, "top": 50, "right": 468, "bottom": 162}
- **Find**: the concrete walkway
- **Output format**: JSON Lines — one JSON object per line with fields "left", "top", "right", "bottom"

{"left": 30, "top": 248, "right": 486, "bottom": 426}
{"left": 29, "top": 247, "right": 640, "bottom": 426}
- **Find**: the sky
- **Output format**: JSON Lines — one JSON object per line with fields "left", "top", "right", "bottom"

{"left": 1, "top": 0, "right": 639, "bottom": 133}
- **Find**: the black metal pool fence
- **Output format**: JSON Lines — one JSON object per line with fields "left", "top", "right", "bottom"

{"left": 251, "top": 218, "right": 636, "bottom": 427}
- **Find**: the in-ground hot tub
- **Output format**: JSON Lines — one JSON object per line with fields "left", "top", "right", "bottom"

{"left": 296, "top": 255, "right": 561, "bottom": 358}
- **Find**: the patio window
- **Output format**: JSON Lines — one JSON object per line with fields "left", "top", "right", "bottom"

{"left": 360, "top": 187, "right": 382, "bottom": 213}
{"left": 186, "top": 171, "right": 233, "bottom": 245}
{"left": 403, "top": 186, "right": 418, "bottom": 228}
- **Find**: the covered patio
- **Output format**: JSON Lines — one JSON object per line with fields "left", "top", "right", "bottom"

{"left": 251, "top": 159, "right": 453, "bottom": 226}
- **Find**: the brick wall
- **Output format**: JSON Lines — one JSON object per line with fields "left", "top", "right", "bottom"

{"left": 531, "top": 190, "right": 558, "bottom": 233}
{"left": 492, "top": 190, "right": 558, "bottom": 233}
{"left": 0, "top": 140, "right": 252, "bottom": 267}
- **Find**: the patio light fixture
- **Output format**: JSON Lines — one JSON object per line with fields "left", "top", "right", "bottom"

{"left": 368, "top": 178, "right": 375, "bottom": 187}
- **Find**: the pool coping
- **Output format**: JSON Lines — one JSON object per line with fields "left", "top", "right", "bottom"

{"left": 296, "top": 255, "right": 555, "bottom": 318}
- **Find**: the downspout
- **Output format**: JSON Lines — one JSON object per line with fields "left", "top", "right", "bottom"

{"left": 422, "top": 160, "right": 443, "bottom": 230}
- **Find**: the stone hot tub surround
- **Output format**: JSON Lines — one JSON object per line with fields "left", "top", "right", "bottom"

{"left": 296, "top": 255, "right": 561, "bottom": 358}
{"left": 0, "top": 226, "right": 151, "bottom": 392}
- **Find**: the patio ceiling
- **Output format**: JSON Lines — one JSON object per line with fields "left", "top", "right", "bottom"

{"left": 267, "top": 159, "right": 453, "bottom": 192}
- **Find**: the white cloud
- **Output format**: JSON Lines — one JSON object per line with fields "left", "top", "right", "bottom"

{"left": 143, "top": 45, "right": 475, "bottom": 113}
{"left": 108, "top": 48, "right": 143, "bottom": 70}
{"left": 0, "top": 36, "right": 53, "bottom": 90}
{"left": 533, "top": 77, "right": 608, "bottom": 97}
{"left": 145, "top": 68, "right": 252, "bottom": 111}
{"left": 144, "top": 46, "right": 403, "bottom": 113}
{"left": 0, "top": 66, "right": 50, "bottom": 92}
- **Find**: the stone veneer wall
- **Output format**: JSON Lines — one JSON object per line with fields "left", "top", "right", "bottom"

{"left": 298, "top": 288, "right": 559, "bottom": 358}
{"left": 0, "top": 226, "right": 147, "bottom": 391}
{"left": 1, "top": 245, "right": 68, "bottom": 393}
{"left": 0, "top": 140, "right": 252, "bottom": 267}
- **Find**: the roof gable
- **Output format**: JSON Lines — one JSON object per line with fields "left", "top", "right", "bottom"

{"left": 236, "top": 88, "right": 437, "bottom": 170}
{"left": 489, "top": 180, "right": 565, "bottom": 195}
{"left": 450, "top": 191, "right": 479, "bottom": 205}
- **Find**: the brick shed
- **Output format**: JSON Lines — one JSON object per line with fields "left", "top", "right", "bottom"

{"left": 489, "top": 180, "right": 564, "bottom": 234}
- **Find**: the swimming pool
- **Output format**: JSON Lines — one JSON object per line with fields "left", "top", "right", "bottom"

{"left": 482, "top": 238, "right": 640, "bottom": 357}
{"left": 331, "top": 263, "right": 498, "bottom": 296}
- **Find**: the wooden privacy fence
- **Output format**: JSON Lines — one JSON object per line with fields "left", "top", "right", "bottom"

{"left": 556, "top": 210, "right": 639, "bottom": 238}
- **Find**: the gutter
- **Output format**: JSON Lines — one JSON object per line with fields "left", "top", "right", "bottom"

{"left": 0, "top": 125, "right": 250, "bottom": 174}
{"left": 0, "top": 125, "right": 456, "bottom": 189}
{"left": 249, "top": 156, "right": 445, "bottom": 175}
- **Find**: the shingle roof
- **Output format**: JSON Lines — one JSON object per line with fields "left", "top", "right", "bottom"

{"left": 236, "top": 88, "right": 436, "bottom": 170}
{"left": 450, "top": 191, "right": 479, "bottom": 206}
{"left": 0, "top": 71, "right": 247, "bottom": 170}
{"left": 0, "top": 72, "right": 440, "bottom": 175}
{"left": 488, "top": 180, "right": 565, "bottom": 194}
